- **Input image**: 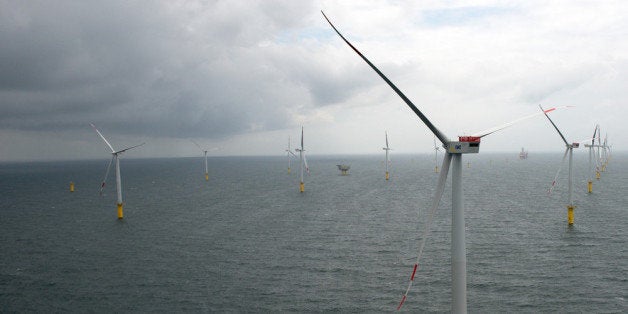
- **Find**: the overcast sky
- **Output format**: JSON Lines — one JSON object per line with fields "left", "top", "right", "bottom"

{"left": 1, "top": 1, "right": 626, "bottom": 161}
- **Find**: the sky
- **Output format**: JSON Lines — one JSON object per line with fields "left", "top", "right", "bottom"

{"left": 1, "top": 0, "right": 626, "bottom": 161}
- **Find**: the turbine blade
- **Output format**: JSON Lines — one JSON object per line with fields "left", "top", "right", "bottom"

{"left": 322, "top": 11, "right": 450, "bottom": 145}
{"left": 539, "top": 105, "right": 569, "bottom": 146}
{"left": 591, "top": 125, "right": 598, "bottom": 145}
{"left": 548, "top": 148, "right": 569, "bottom": 195}
{"left": 190, "top": 139, "right": 203, "bottom": 152}
{"left": 100, "top": 155, "right": 114, "bottom": 196}
{"left": 304, "top": 154, "right": 310, "bottom": 174}
{"left": 385, "top": 131, "right": 389, "bottom": 148}
{"left": 301, "top": 127, "right": 304, "bottom": 150}
{"left": 115, "top": 142, "right": 145, "bottom": 154}
{"left": 90, "top": 123, "right": 115, "bottom": 153}
{"left": 397, "top": 153, "right": 452, "bottom": 310}
{"left": 288, "top": 150, "right": 297, "bottom": 157}
{"left": 472, "top": 106, "right": 570, "bottom": 138}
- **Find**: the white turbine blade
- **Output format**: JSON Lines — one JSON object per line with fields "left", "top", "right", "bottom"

{"left": 301, "top": 126, "right": 304, "bottom": 150}
{"left": 100, "top": 155, "right": 114, "bottom": 196}
{"left": 190, "top": 139, "right": 203, "bottom": 152}
{"left": 304, "top": 154, "right": 310, "bottom": 174}
{"left": 90, "top": 123, "right": 115, "bottom": 153}
{"left": 591, "top": 125, "right": 598, "bottom": 145}
{"left": 287, "top": 150, "right": 297, "bottom": 157}
{"left": 548, "top": 148, "right": 569, "bottom": 195}
{"left": 385, "top": 131, "right": 389, "bottom": 148}
{"left": 471, "top": 106, "right": 570, "bottom": 138}
{"left": 115, "top": 142, "right": 145, "bottom": 154}
{"left": 397, "top": 153, "right": 452, "bottom": 310}
{"left": 539, "top": 105, "right": 570, "bottom": 146}
{"left": 322, "top": 11, "right": 450, "bottom": 145}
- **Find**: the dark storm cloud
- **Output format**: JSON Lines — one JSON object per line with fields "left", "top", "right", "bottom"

{"left": 0, "top": 1, "right": 374, "bottom": 139}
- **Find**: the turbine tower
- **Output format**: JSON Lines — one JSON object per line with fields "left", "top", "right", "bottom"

{"left": 383, "top": 131, "right": 392, "bottom": 180}
{"left": 91, "top": 123, "right": 144, "bottom": 219}
{"left": 322, "top": 12, "right": 563, "bottom": 312}
{"left": 294, "top": 127, "right": 309, "bottom": 192}
{"left": 539, "top": 105, "right": 582, "bottom": 225}
{"left": 191, "top": 140, "right": 210, "bottom": 181}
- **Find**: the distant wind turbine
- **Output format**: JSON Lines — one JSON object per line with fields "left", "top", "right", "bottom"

{"left": 383, "top": 131, "right": 392, "bottom": 180}
{"left": 584, "top": 125, "right": 600, "bottom": 193}
{"left": 540, "top": 105, "right": 587, "bottom": 225}
{"left": 90, "top": 123, "right": 144, "bottom": 219}
{"left": 601, "top": 133, "right": 610, "bottom": 171}
{"left": 294, "top": 127, "right": 309, "bottom": 192}
{"left": 285, "top": 136, "right": 297, "bottom": 174}
{"left": 433, "top": 136, "right": 440, "bottom": 173}
{"left": 322, "top": 11, "right": 564, "bottom": 312}
{"left": 191, "top": 140, "right": 210, "bottom": 181}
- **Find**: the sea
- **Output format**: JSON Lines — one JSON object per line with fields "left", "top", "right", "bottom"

{"left": 0, "top": 152, "right": 626, "bottom": 313}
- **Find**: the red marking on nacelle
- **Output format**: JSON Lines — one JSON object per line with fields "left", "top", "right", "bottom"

{"left": 458, "top": 136, "right": 481, "bottom": 142}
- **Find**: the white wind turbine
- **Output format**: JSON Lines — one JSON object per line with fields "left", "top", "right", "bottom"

{"left": 601, "top": 133, "right": 610, "bottom": 171}
{"left": 285, "top": 136, "right": 297, "bottom": 174}
{"left": 584, "top": 124, "right": 600, "bottom": 193}
{"left": 322, "top": 12, "right": 565, "bottom": 312}
{"left": 294, "top": 127, "right": 309, "bottom": 192}
{"left": 90, "top": 123, "right": 144, "bottom": 219}
{"left": 540, "top": 105, "right": 588, "bottom": 226}
{"left": 433, "top": 136, "right": 440, "bottom": 173}
{"left": 383, "top": 131, "right": 392, "bottom": 180}
{"left": 191, "top": 140, "right": 210, "bottom": 181}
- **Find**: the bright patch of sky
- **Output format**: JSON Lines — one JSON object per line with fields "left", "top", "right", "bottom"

{"left": 421, "top": 6, "right": 516, "bottom": 27}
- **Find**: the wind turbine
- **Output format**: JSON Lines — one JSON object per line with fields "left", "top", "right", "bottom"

{"left": 90, "top": 123, "right": 144, "bottom": 219}
{"left": 191, "top": 140, "right": 210, "bottom": 181}
{"left": 540, "top": 105, "right": 586, "bottom": 226}
{"left": 584, "top": 125, "right": 600, "bottom": 193}
{"left": 322, "top": 12, "right": 564, "bottom": 312}
{"left": 383, "top": 131, "right": 392, "bottom": 180}
{"left": 433, "top": 136, "right": 440, "bottom": 173}
{"left": 294, "top": 127, "right": 309, "bottom": 192}
{"left": 596, "top": 128, "right": 603, "bottom": 174}
{"left": 285, "top": 136, "right": 297, "bottom": 174}
{"left": 601, "top": 133, "right": 610, "bottom": 171}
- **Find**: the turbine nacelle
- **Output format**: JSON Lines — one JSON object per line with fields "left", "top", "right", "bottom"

{"left": 446, "top": 136, "right": 481, "bottom": 154}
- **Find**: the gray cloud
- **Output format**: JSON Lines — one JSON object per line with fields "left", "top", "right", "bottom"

{"left": 0, "top": 1, "right": 373, "bottom": 140}
{"left": 1, "top": 1, "right": 626, "bottom": 161}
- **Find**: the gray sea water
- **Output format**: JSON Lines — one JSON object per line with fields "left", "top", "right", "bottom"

{"left": 0, "top": 153, "right": 626, "bottom": 312}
